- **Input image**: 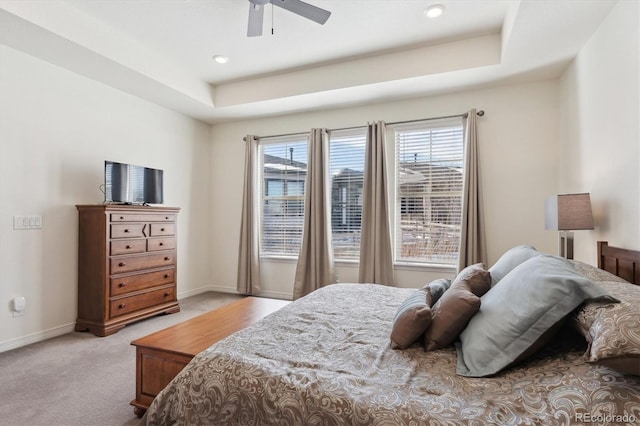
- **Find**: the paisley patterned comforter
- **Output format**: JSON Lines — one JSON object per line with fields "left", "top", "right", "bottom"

{"left": 146, "top": 282, "right": 640, "bottom": 425}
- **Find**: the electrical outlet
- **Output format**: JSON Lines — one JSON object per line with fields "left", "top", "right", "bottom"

{"left": 11, "top": 296, "right": 26, "bottom": 317}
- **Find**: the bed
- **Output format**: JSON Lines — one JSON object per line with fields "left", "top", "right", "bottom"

{"left": 146, "top": 242, "right": 640, "bottom": 425}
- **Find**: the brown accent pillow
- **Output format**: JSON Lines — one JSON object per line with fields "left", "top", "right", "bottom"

{"left": 390, "top": 290, "right": 432, "bottom": 349}
{"left": 424, "top": 280, "right": 480, "bottom": 351}
{"left": 452, "top": 263, "right": 491, "bottom": 297}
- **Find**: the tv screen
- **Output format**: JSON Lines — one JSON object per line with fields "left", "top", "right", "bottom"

{"left": 104, "top": 161, "right": 164, "bottom": 205}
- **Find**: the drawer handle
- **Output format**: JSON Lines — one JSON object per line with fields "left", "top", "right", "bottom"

{"left": 119, "top": 303, "right": 126, "bottom": 309}
{"left": 124, "top": 229, "right": 130, "bottom": 233}
{"left": 118, "top": 282, "right": 126, "bottom": 288}
{"left": 164, "top": 257, "right": 170, "bottom": 261}
{"left": 119, "top": 262, "right": 126, "bottom": 267}
{"left": 159, "top": 242, "right": 164, "bottom": 246}
{"left": 120, "top": 216, "right": 124, "bottom": 219}
{"left": 164, "top": 292, "right": 170, "bottom": 297}
{"left": 165, "top": 216, "right": 169, "bottom": 220}
{"left": 164, "top": 274, "right": 170, "bottom": 279}
{"left": 126, "top": 245, "right": 131, "bottom": 249}
{"left": 160, "top": 228, "right": 166, "bottom": 232}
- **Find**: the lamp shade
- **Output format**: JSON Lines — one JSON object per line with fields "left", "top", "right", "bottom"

{"left": 545, "top": 193, "right": 594, "bottom": 230}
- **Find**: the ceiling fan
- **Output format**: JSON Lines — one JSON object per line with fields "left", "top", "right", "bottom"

{"left": 247, "top": 0, "right": 331, "bottom": 37}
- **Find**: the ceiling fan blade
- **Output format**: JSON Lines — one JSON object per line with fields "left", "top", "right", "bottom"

{"left": 247, "top": 3, "right": 264, "bottom": 37}
{"left": 270, "top": 0, "right": 331, "bottom": 25}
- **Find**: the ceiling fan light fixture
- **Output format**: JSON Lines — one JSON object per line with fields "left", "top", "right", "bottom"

{"left": 212, "top": 55, "right": 230, "bottom": 64}
{"left": 424, "top": 4, "right": 445, "bottom": 19}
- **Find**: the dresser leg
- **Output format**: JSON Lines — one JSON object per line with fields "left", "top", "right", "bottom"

{"left": 133, "top": 406, "right": 146, "bottom": 418}
{"left": 74, "top": 324, "right": 89, "bottom": 332}
{"left": 164, "top": 306, "right": 181, "bottom": 315}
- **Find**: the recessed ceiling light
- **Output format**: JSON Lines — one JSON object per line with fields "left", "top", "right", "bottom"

{"left": 212, "top": 55, "right": 230, "bottom": 64}
{"left": 424, "top": 4, "right": 445, "bottom": 19}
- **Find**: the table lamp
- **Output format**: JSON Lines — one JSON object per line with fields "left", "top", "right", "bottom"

{"left": 545, "top": 193, "right": 594, "bottom": 259}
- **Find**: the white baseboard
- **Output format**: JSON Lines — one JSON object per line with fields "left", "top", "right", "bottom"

{"left": 254, "top": 290, "right": 293, "bottom": 300}
{"left": 0, "top": 287, "right": 225, "bottom": 353}
{"left": 1, "top": 286, "right": 292, "bottom": 353}
{"left": 179, "top": 285, "right": 292, "bottom": 301}
{"left": 178, "top": 285, "right": 240, "bottom": 299}
{"left": 0, "top": 322, "right": 76, "bottom": 353}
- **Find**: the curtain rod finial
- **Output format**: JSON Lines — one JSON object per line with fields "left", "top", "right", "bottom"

{"left": 477, "top": 110, "right": 485, "bottom": 117}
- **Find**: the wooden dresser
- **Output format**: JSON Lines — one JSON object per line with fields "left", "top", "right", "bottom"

{"left": 75, "top": 204, "right": 180, "bottom": 336}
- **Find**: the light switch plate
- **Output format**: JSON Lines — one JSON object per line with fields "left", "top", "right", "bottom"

{"left": 13, "top": 216, "right": 42, "bottom": 230}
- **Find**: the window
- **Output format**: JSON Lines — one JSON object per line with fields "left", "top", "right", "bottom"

{"left": 394, "top": 119, "right": 464, "bottom": 265}
{"left": 129, "top": 166, "right": 145, "bottom": 204}
{"left": 259, "top": 137, "right": 308, "bottom": 256}
{"left": 256, "top": 118, "right": 464, "bottom": 266}
{"left": 329, "top": 129, "right": 366, "bottom": 260}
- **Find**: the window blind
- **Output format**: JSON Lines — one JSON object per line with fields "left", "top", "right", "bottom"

{"left": 129, "top": 166, "right": 145, "bottom": 204}
{"left": 259, "top": 136, "right": 308, "bottom": 257}
{"left": 394, "top": 119, "right": 464, "bottom": 265}
{"left": 329, "top": 129, "right": 366, "bottom": 260}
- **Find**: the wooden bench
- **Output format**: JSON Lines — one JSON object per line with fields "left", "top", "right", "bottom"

{"left": 130, "top": 296, "right": 290, "bottom": 417}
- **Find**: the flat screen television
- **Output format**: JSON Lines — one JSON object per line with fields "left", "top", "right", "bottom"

{"left": 104, "top": 160, "right": 164, "bottom": 205}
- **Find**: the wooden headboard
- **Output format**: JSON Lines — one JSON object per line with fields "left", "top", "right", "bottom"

{"left": 597, "top": 241, "right": 640, "bottom": 285}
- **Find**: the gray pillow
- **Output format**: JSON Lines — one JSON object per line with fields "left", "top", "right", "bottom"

{"left": 389, "top": 290, "right": 432, "bottom": 349}
{"left": 488, "top": 245, "right": 541, "bottom": 286}
{"left": 422, "top": 278, "right": 451, "bottom": 306}
{"left": 456, "top": 255, "right": 616, "bottom": 377}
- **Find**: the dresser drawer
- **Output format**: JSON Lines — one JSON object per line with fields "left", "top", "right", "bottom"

{"left": 111, "top": 213, "right": 175, "bottom": 223}
{"left": 149, "top": 223, "right": 175, "bottom": 237}
{"left": 111, "top": 252, "right": 176, "bottom": 274}
{"left": 148, "top": 237, "right": 176, "bottom": 252}
{"left": 110, "top": 269, "right": 175, "bottom": 296}
{"left": 110, "top": 287, "right": 176, "bottom": 318}
{"left": 111, "top": 239, "right": 147, "bottom": 256}
{"left": 111, "top": 224, "right": 145, "bottom": 239}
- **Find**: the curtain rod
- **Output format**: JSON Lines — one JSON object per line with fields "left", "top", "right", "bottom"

{"left": 243, "top": 110, "right": 485, "bottom": 141}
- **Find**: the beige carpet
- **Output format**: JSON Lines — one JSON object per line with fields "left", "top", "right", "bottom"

{"left": 0, "top": 292, "right": 244, "bottom": 426}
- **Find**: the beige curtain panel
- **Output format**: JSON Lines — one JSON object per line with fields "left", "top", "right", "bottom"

{"left": 293, "top": 129, "right": 336, "bottom": 299}
{"left": 237, "top": 135, "right": 261, "bottom": 295}
{"left": 359, "top": 121, "right": 394, "bottom": 285}
{"left": 458, "top": 109, "right": 487, "bottom": 271}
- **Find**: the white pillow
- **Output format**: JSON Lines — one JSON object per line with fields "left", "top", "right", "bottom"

{"left": 488, "top": 245, "right": 541, "bottom": 287}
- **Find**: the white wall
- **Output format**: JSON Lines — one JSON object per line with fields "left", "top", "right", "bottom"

{"left": 0, "top": 45, "right": 212, "bottom": 351}
{"left": 558, "top": 0, "right": 640, "bottom": 263}
{"left": 210, "top": 80, "right": 561, "bottom": 299}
